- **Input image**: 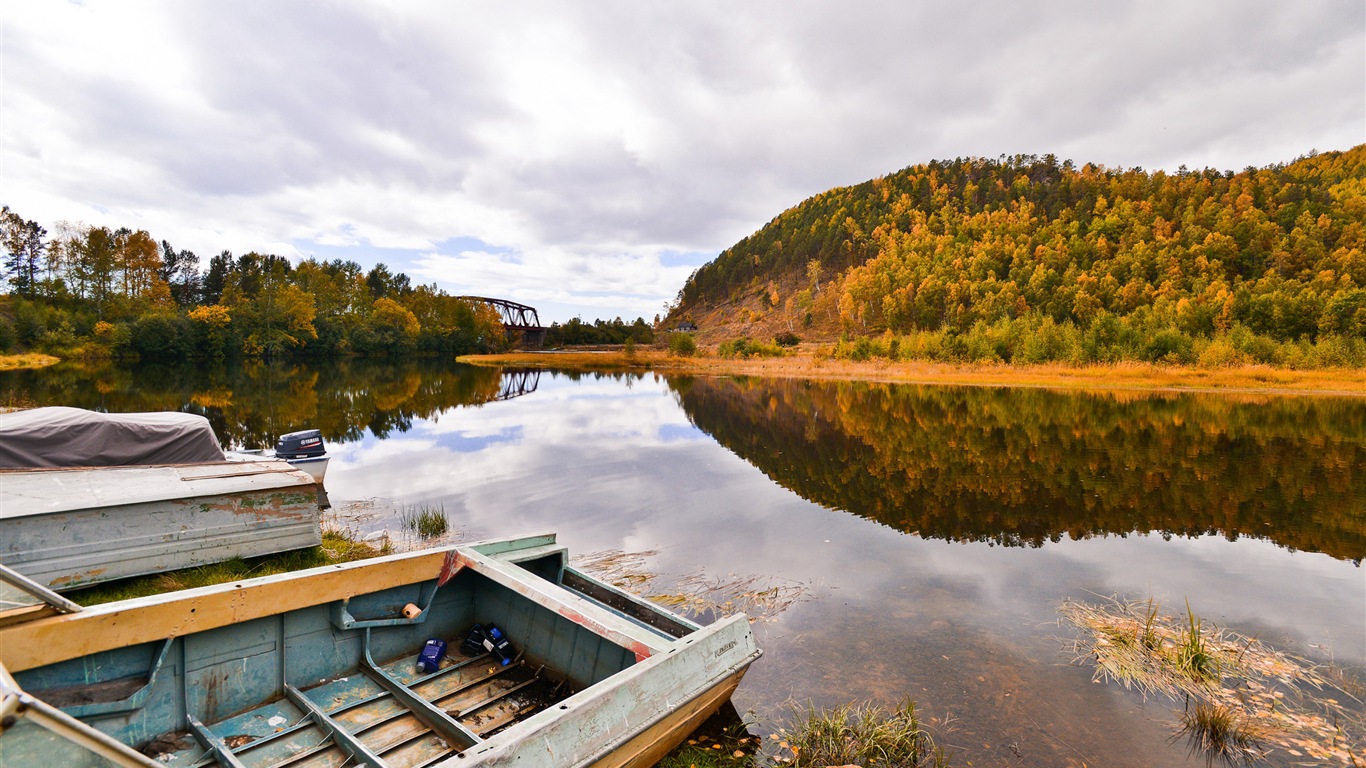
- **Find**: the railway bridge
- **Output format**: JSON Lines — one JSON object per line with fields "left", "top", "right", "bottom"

{"left": 458, "top": 296, "right": 547, "bottom": 348}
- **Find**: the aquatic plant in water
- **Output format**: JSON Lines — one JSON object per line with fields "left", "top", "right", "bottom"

{"left": 1061, "top": 595, "right": 1364, "bottom": 765}
{"left": 571, "top": 549, "right": 812, "bottom": 624}
{"left": 399, "top": 503, "right": 450, "bottom": 537}
{"left": 1176, "top": 700, "right": 1269, "bottom": 766}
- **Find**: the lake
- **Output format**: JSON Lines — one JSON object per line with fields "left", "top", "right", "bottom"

{"left": 3, "top": 358, "right": 1363, "bottom": 767}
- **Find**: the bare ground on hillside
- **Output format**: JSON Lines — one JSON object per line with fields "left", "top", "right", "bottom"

{"left": 461, "top": 348, "right": 1366, "bottom": 397}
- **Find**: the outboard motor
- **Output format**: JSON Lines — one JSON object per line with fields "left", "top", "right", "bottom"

{"left": 274, "top": 429, "right": 326, "bottom": 459}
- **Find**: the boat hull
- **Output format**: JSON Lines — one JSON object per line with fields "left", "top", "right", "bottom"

{"left": 0, "top": 534, "right": 761, "bottom": 767}
{"left": 589, "top": 668, "right": 747, "bottom": 768}
{"left": 0, "top": 460, "right": 321, "bottom": 590}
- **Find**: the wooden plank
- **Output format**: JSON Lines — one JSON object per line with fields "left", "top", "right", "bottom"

{"left": 453, "top": 549, "right": 669, "bottom": 661}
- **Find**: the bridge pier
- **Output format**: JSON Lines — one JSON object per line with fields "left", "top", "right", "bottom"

{"left": 506, "top": 326, "right": 547, "bottom": 349}
{"left": 457, "top": 296, "right": 547, "bottom": 350}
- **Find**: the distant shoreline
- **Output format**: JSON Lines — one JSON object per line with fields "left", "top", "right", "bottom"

{"left": 8, "top": 349, "right": 1360, "bottom": 396}
{"left": 0, "top": 354, "right": 60, "bottom": 371}
{"left": 459, "top": 348, "right": 1366, "bottom": 398}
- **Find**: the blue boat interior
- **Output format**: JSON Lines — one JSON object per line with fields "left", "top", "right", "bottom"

{"left": 3, "top": 551, "right": 676, "bottom": 768}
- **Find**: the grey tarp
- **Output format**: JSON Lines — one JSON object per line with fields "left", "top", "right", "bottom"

{"left": 0, "top": 407, "right": 226, "bottom": 467}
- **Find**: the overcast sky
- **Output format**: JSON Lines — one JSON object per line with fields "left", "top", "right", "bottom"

{"left": 3, "top": 2, "right": 1362, "bottom": 323}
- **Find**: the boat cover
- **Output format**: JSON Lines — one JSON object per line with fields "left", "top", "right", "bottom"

{"left": 0, "top": 407, "right": 226, "bottom": 468}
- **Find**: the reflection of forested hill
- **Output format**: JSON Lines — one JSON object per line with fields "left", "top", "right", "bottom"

{"left": 672, "top": 377, "right": 1366, "bottom": 563}
{"left": 0, "top": 359, "right": 511, "bottom": 447}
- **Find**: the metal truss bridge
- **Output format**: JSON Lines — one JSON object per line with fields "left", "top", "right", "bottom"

{"left": 457, "top": 296, "right": 547, "bottom": 348}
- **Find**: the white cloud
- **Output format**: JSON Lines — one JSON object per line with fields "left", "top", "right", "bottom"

{"left": 2, "top": 0, "right": 1361, "bottom": 322}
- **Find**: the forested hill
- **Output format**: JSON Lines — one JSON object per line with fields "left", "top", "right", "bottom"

{"left": 672, "top": 146, "right": 1366, "bottom": 365}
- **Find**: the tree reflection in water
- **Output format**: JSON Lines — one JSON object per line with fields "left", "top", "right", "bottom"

{"left": 671, "top": 376, "right": 1365, "bottom": 563}
{"left": 0, "top": 358, "right": 510, "bottom": 449}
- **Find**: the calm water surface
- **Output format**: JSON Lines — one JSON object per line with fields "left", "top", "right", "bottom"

{"left": 4, "top": 359, "right": 1363, "bottom": 767}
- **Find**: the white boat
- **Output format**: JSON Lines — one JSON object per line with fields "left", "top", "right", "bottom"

{"left": 0, "top": 407, "right": 326, "bottom": 590}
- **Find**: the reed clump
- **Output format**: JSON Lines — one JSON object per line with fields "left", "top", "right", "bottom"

{"left": 1176, "top": 700, "right": 1270, "bottom": 766}
{"left": 1062, "top": 596, "right": 1364, "bottom": 766}
{"left": 400, "top": 504, "right": 450, "bottom": 538}
{"left": 772, "top": 699, "right": 948, "bottom": 767}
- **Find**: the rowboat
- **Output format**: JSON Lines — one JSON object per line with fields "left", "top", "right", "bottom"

{"left": 0, "top": 533, "right": 762, "bottom": 767}
{"left": 1, "top": 460, "right": 323, "bottom": 590}
{"left": 0, "top": 407, "right": 327, "bottom": 590}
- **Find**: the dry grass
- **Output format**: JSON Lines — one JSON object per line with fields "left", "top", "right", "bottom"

{"left": 771, "top": 699, "right": 949, "bottom": 767}
{"left": 0, "top": 353, "right": 60, "bottom": 371}
{"left": 1176, "top": 700, "right": 1272, "bottom": 766}
{"left": 1061, "top": 596, "right": 1364, "bottom": 765}
{"left": 460, "top": 350, "right": 1366, "bottom": 397}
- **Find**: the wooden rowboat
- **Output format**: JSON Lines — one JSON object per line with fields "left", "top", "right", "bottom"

{"left": 0, "top": 533, "right": 761, "bottom": 767}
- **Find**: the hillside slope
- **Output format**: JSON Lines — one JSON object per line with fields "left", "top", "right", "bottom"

{"left": 669, "top": 147, "right": 1366, "bottom": 364}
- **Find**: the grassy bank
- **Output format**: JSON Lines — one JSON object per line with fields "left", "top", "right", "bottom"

{"left": 658, "top": 700, "right": 949, "bottom": 768}
{"left": 0, "top": 352, "right": 60, "bottom": 371}
{"left": 459, "top": 348, "right": 1366, "bottom": 397}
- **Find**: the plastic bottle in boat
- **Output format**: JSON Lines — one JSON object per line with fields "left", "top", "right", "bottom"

{"left": 416, "top": 638, "right": 447, "bottom": 673}
{"left": 483, "top": 624, "right": 514, "bottom": 666}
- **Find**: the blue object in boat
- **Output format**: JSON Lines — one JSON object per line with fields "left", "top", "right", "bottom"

{"left": 416, "top": 638, "right": 447, "bottom": 673}
{"left": 484, "top": 623, "right": 514, "bottom": 666}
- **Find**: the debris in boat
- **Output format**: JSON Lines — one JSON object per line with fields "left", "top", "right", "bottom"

{"left": 140, "top": 732, "right": 192, "bottom": 757}
{"left": 266, "top": 715, "right": 287, "bottom": 727}
{"left": 1061, "top": 595, "right": 1364, "bottom": 766}
{"left": 224, "top": 734, "right": 255, "bottom": 748}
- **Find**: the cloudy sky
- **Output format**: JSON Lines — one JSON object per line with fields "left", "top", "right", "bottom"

{"left": 2, "top": 2, "right": 1362, "bottom": 323}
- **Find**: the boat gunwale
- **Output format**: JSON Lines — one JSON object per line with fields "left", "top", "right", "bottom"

{"left": 0, "top": 533, "right": 557, "bottom": 671}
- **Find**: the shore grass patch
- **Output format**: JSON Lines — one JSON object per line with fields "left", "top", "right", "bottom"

{"left": 771, "top": 699, "right": 948, "bottom": 767}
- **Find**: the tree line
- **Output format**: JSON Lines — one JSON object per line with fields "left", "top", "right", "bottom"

{"left": 674, "top": 146, "right": 1366, "bottom": 367}
{"left": 544, "top": 316, "right": 655, "bottom": 346}
{"left": 0, "top": 211, "right": 508, "bottom": 359}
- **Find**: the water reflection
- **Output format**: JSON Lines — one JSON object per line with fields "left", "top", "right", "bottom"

{"left": 671, "top": 376, "right": 1366, "bottom": 563}
{"left": 1, "top": 358, "right": 531, "bottom": 448}
{"left": 5, "top": 360, "right": 1363, "bottom": 766}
